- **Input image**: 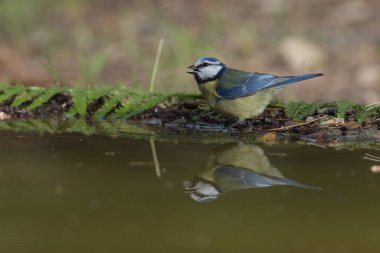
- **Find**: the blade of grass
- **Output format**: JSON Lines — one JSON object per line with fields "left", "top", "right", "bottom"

{"left": 149, "top": 38, "right": 164, "bottom": 92}
{"left": 150, "top": 138, "right": 161, "bottom": 178}
{"left": 366, "top": 102, "right": 380, "bottom": 111}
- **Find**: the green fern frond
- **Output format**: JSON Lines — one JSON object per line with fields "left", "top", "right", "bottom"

{"left": 11, "top": 87, "right": 44, "bottom": 107}
{"left": 26, "top": 86, "right": 63, "bottom": 110}
{"left": 86, "top": 87, "right": 111, "bottom": 101}
{"left": 66, "top": 87, "right": 111, "bottom": 118}
{"left": 66, "top": 88, "right": 87, "bottom": 117}
{"left": 92, "top": 89, "right": 129, "bottom": 119}
{"left": 284, "top": 101, "right": 322, "bottom": 121}
{"left": 336, "top": 100, "right": 363, "bottom": 118}
{"left": 0, "top": 85, "right": 25, "bottom": 103}
{"left": 357, "top": 106, "right": 380, "bottom": 123}
{"left": 110, "top": 92, "right": 168, "bottom": 120}
{"left": 0, "top": 83, "right": 9, "bottom": 92}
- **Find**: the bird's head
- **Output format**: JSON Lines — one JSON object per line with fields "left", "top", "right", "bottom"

{"left": 187, "top": 57, "right": 226, "bottom": 84}
{"left": 185, "top": 179, "right": 222, "bottom": 202}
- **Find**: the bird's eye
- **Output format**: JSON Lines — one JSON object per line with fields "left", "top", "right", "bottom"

{"left": 202, "top": 62, "right": 210, "bottom": 67}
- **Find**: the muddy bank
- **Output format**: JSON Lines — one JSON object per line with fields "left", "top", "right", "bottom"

{"left": 0, "top": 87, "right": 379, "bottom": 143}
{"left": 132, "top": 99, "right": 380, "bottom": 142}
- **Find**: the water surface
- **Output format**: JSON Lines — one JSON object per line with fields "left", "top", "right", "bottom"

{"left": 0, "top": 132, "right": 379, "bottom": 252}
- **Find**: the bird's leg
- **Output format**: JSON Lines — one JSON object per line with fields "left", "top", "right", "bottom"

{"left": 247, "top": 119, "right": 255, "bottom": 131}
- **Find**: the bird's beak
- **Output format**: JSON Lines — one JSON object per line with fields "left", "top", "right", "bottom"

{"left": 187, "top": 65, "right": 197, "bottom": 74}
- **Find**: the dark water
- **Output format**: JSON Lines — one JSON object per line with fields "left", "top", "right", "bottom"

{"left": 0, "top": 132, "right": 379, "bottom": 253}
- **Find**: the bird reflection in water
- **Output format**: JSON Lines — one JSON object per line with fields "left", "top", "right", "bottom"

{"left": 186, "top": 143, "right": 320, "bottom": 202}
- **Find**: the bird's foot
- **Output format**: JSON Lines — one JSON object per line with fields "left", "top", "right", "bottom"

{"left": 246, "top": 120, "right": 255, "bottom": 131}
{"left": 224, "top": 119, "right": 245, "bottom": 129}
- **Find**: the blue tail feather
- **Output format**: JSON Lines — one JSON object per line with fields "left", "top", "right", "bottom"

{"left": 280, "top": 73, "right": 324, "bottom": 86}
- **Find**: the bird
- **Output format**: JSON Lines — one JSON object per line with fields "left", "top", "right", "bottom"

{"left": 185, "top": 143, "right": 320, "bottom": 202}
{"left": 187, "top": 57, "right": 323, "bottom": 121}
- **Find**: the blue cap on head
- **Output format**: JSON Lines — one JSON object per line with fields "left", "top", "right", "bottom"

{"left": 199, "top": 57, "right": 220, "bottom": 63}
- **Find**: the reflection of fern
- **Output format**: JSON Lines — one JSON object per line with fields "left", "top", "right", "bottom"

{"left": 66, "top": 118, "right": 95, "bottom": 135}
{"left": 10, "top": 121, "right": 36, "bottom": 132}
{"left": 29, "top": 119, "right": 55, "bottom": 134}
{"left": 0, "top": 121, "right": 13, "bottom": 131}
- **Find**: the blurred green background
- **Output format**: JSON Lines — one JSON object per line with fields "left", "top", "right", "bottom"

{"left": 0, "top": 0, "right": 379, "bottom": 103}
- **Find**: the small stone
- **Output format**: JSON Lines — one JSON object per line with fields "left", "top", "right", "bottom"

{"left": 259, "top": 132, "right": 277, "bottom": 144}
{"left": 319, "top": 117, "right": 345, "bottom": 126}
{"left": 343, "top": 122, "right": 361, "bottom": 129}
{"left": 0, "top": 112, "right": 11, "bottom": 120}
{"left": 371, "top": 165, "right": 380, "bottom": 173}
{"left": 317, "top": 107, "right": 337, "bottom": 116}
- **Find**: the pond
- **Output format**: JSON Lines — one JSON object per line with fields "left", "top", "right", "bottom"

{"left": 0, "top": 129, "right": 379, "bottom": 253}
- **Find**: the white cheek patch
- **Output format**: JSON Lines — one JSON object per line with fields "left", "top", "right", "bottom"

{"left": 197, "top": 65, "right": 223, "bottom": 81}
{"left": 194, "top": 181, "right": 220, "bottom": 196}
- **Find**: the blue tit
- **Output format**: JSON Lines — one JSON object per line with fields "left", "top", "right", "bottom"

{"left": 185, "top": 143, "right": 320, "bottom": 202}
{"left": 187, "top": 57, "right": 323, "bottom": 120}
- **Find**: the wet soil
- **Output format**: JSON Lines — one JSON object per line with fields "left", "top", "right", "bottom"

{"left": 133, "top": 99, "right": 380, "bottom": 142}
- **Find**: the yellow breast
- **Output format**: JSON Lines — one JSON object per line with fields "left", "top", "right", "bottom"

{"left": 216, "top": 90, "right": 274, "bottom": 120}
{"left": 198, "top": 81, "right": 277, "bottom": 120}
{"left": 198, "top": 81, "right": 220, "bottom": 108}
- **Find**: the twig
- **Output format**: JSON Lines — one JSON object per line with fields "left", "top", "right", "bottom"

{"left": 363, "top": 153, "right": 380, "bottom": 163}
{"left": 266, "top": 115, "right": 330, "bottom": 132}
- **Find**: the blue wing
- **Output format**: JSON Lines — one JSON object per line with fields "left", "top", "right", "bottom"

{"left": 214, "top": 165, "right": 320, "bottom": 191}
{"left": 216, "top": 69, "right": 323, "bottom": 99}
